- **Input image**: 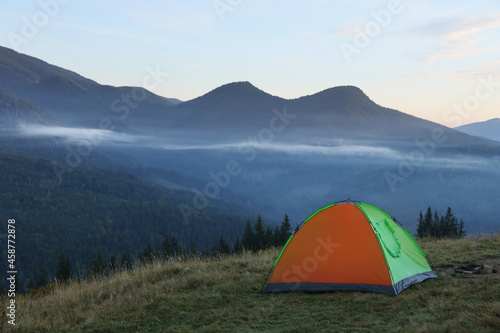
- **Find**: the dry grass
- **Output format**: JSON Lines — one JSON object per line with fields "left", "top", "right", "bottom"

{"left": 2, "top": 235, "right": 499, "bottom": 332}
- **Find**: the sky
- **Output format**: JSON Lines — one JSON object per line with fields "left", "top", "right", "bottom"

{"left": 1, "top": 0, "right": 499, "bottom": 127}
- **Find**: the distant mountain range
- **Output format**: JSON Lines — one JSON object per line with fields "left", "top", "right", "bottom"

{"left": 1, "top": 45, "right": 498, "bottom": 150}
{"left": 455, "top": 118, "right": 500, "bottom": 142}
{"left": 0, "top": 45, "right": 175, "bottom": 127}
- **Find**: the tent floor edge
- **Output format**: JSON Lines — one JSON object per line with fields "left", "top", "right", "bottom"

{"left": 392, "top": 271, "right": 438, "bottom": 295}
{"left": 262, "top": 282, "right": 397, "bottom": 296}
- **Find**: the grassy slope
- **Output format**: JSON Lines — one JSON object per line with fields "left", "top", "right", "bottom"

{"left": 3, "top": 235, "right": 500, "bottom": 332}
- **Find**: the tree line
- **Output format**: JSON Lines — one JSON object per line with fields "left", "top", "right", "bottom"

{"left": 416, "top": 207, "right": 466, "bottom": 239}
{"left": 20, "top": 214, "right": 294, "bottom": 292}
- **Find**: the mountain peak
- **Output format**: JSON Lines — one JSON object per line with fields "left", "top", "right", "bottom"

{"left": 294, "top": 85, "right": 375, "bottom": 109}
{"left": 183, "top": 81, "right": 283, "bottom": 108}
{"left": 209, "top": 81, "right": 265, "bottom": 96}
{"left": 312, "top": 85, "right": 369, "bottom": 100}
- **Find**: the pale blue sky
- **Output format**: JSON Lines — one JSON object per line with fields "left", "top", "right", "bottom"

{"left": 1, "top": 0, "right": 499, "bottom": 126}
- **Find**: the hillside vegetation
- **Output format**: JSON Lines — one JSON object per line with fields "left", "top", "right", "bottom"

{"left": 0, "top": 152, "right": 252, "bottom": 287}
{"left": 3, "top": 235, "right": 499, "bottom": 332}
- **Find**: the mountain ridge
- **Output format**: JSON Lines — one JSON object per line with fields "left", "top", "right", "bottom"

{"left": 1, "top": 45, "right": 499, "bottom": 151}
{"left": 0, "top": 46, "right": 177, "bottom": 127}
{"left": 455, "top": 118, "right": 500, "bottom": 142}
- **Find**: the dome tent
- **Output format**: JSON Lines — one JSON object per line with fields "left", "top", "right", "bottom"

{"left": 262, "top": 200, "right": 437, "bottom": 296}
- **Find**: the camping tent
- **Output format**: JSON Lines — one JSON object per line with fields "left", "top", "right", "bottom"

{"left": 262, "top": 200, "right": 437, "bottom": 296}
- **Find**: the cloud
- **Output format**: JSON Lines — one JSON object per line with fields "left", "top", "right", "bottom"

{"left": 390, "top": 72, "right": 445, "bottom": 84}
{"left": 15, "top": 124, "right": 139, "bottom": 144}
{"left": 51, "top": 22, "right": 196, "bottom": 47}
{"left": 447, "top": 60, "right": 500, "bottom": 83}
{"left": 399, "top": 13, "right": 500, "bottom": 62}
{"left": 160, "top": 140, "right": 402, "bottom": 159}
{"left": 158, "top": 140, "right": 495, "bottom": 172}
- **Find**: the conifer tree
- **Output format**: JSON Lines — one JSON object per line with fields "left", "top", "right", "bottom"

{"left": 422, "top": 207, "right": 432, "bottom": 236}
{"left": 432, "top": 210, "right": 440, "bottom": 237}
{"left": 89, "top": 250, "right": 106, "bottom": 276}
{"left": 279, "top": 214, "right": 292, "bottom": 245}
{"left": 443, "top": 207, "right": 458, "bottom": 237}
{"left": 56, "top": 252, "right": 72, "bottom": 282}
{"left": 416, "top": 211, "right": 425, "bottom": 238}
{"left": 242, "top": 220, "right": 255, "bottom": 251}
{"left": 213, "top": 235, "right": 230, "bottom": 255}
{"left": 141, "top": 243, "right": 154, "bottom": 263}
{"left": 273, "top": 226, "right": 280, "bottom": 247}
{"left": 254, "top": 215, "right": 266, "bottom": 251}
{"left": 162, "top": 234, "right": 171, "bottom": 258}
{"left": 439, "top": 216, "right": 445, "bottom": 237}
{"left": 417, "top": 207, "right": 466, "bottom": 238}
{"left": 265, "top": 227, "right": 273, "bottom": 249}
{"left": 232, "top": 237, "right": 243, "bottom": 254}
{"left": 109, "top": 255, "right": 118, "bottom": 272}
{"left": 36, "top": 267, "right": 48, "bottom": 289}
{"left": 188, "top": 241, "right": 197, "bottom": 257}
{"left": 458, "top": 219, "right": 466, "bottom": 238}
{"left": 170, "top": 236, "right": 181, "bottom": 256}
{"left": 120, "top": 251, "right": 132, "bottom": 270}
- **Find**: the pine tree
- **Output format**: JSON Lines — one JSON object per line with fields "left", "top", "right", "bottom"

{"left": 120, "top": 251, "right": 132, "bottom": 270}
{"left": 458, "top": 218, "right": 466, "bottom": 238}
{"left": 56, "top": 252, "right": 72, "bottom": 282}
{"left": 213, "top": 235, "right": 230, "bottom": 255}
{"left": 36, "top": 267, "right": 48, "bottom": 288}
{"left": 265, "top": 227, "right": 273, "bottom": 249}
{"left": 141, "top": 243, "right": 154, "bottom": 263}
{"left": 88, "top": 250, "right": 106, "bottom": 277}
{"left": 232, "top": 237, "right": 243, "bottom": 254}
{"left": 416, "top": 211, "right": 425, "bottom": 238}
{"left": 109, "top": 255, "right": 118, "bottom": 272}
{"left": 188, "top": 241, "right": 197, "bottom": 257}
{"left": 273, "top": 226, "right": 280, "bottom": 247}
{"left": 254, "top": 215, "right": 266, "bottom": 251}
{"left": 439, "top": 216, "right": 445, "bottom": 237}
{"left": 242, "top": 220, "right": 255, "bottom": 251}
{"left": 279, "top": 214, "right": 292, "bottom": 245}
{"left": 432, "top": 210, "right": 440, "bottom": 237}
{"left": 162, "top": 234, "right": 171, "bottom": 258}
{"left": 423, "top": 207, "right": 433, "bottom": 237}
{"left": 444, "top": 207, "right": 459, "bottom": 237}
{"left": 171, "top": 236, "right": 181, "bottom": 256}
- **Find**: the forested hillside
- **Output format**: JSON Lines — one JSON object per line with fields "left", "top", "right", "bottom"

{"left": 0, "top": 152, "right": 254, "bottom": 290}
{"left": 0, "top": 89, "right": 61, "bottom": 126}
